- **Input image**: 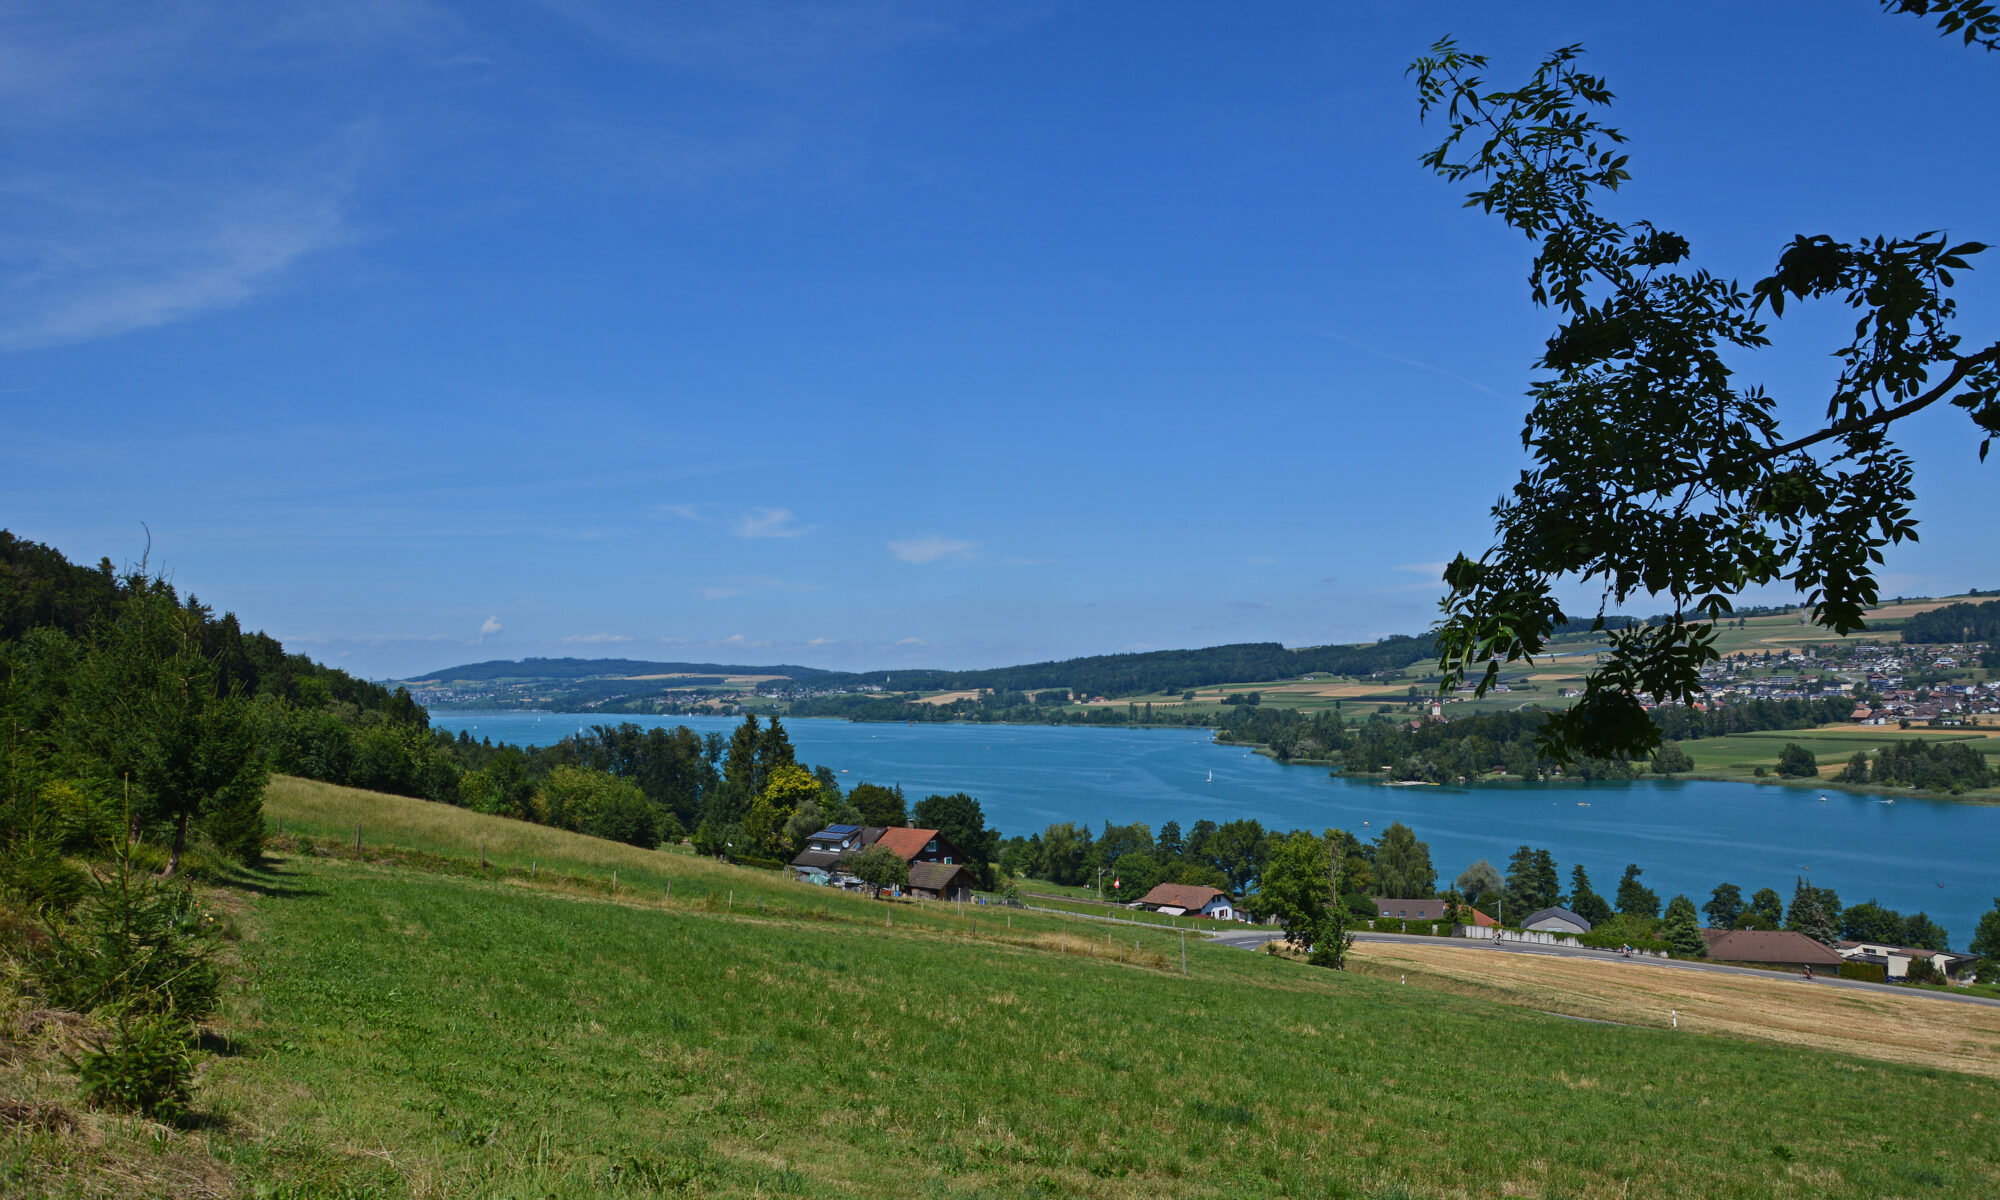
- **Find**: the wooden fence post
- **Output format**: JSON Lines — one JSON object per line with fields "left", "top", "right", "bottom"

{"left": 1182, "top": 933, "right": 1188, "bottom": 975}
{"left": 355, "top": 824, "right": 362, "bottom": 855}
{"left": 479, "top": 841, "right": 486, "bottom": 869}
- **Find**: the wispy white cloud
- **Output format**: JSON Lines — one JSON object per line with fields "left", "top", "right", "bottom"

{"left": 890, "top": 534, "right": 973, "bottom": 564}
{"left": 661, "top": 503, "right": 814, "bottom": 539}
{"left": 1308, "top": 329, "right": 1505, "bottom": 398}
{"left": 895, "top": 636, "right": 927, "bottom": 646}
{"left": 806, "top": 636, "right": 835, "bottom": 646}
{"left": 561, "top": 631, "right": 632, "bottom": 643}
{"left": 732, "top": 506, "right": 811, "bottom": 538}
{"left": 1395, "top": 562, "right": 1449, "bottom": 576}
{"left": 478, "top": 615, "right": 503, "bottom": 636}
{"left": 696, "top": 574, "right": 818, "bottom": 600}
{"left": 0, "top": 6, "right": 382, "bottom": 351}
{"left": 0, "top": 173, "right": 353, "bottom": 351}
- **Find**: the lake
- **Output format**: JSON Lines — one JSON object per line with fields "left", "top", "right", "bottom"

{"left": 432, "top": 710, "right": 2000, "bottom": 946}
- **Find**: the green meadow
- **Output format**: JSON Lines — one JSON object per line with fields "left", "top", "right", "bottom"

{"left": 14, "top": 777, "right": 2000, "bottom": 1198}
{"left": 1672, "top": 728, "right": 2000, "bottom": 799}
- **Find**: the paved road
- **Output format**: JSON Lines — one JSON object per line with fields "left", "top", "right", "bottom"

{"left": 1206, "top": 927, "right": 2000, "bottom": 1010}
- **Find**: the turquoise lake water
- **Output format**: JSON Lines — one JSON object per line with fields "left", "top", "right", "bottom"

{"left": 432, "top": 710, "right": 2000, "bottom": 946}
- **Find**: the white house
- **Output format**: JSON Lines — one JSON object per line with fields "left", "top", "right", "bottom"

{"left": 1135, "top": 882, "right": 1237, "bottom": 921}
{"left": 1519, "top": 906, "right": 1593, "bottom": 935}
{"left": 1834, "top": 940, "right": 1977, "bottom": 981}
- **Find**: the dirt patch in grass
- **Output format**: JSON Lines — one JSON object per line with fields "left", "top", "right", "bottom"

{"left": 1348, "top": 940, "right": 2000, "bottom": 1078}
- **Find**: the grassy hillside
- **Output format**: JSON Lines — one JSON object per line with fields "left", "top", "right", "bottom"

{"left": 11, "top": 778, "right": 2000, "bottom": 1198}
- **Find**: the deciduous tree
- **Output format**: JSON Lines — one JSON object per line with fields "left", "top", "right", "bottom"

{"left": 914, "top": 792, "right": 1000, "bottom": 889}
{"left": 1255, "top": 830, "right": 1354, "bottom": 969}
{"left": 1750, "top": 887, "right": 1785, "bottom": 928}
{"left": 1410, "top": 14, "right": 1999, "bottom": 763}
{"left": 1372, "top": 823, "right": 1436, "bottom": 899}
{"left": 1703, "top": 883, "right": 1745, "bottom": 931}
{"left": 1970, "top": 897, "right": 2000, "bottom": 961}
{"left": 848, "top": 844, "right": 909, "bottom": 898}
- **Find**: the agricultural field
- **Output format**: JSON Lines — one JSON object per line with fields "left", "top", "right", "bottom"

{"left": 11, "top": 778, "right": 2000, "bottom": 1198}
{"left": 1672, "top": 727, "right": 2000, "bottom": 800}
{"left": 1343, "top": 940, "right": 2000, "bottom": 1078}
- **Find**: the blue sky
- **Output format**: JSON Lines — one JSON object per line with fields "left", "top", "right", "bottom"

{"left": 3, "top": 2, "right": 1996, "bottom": 679}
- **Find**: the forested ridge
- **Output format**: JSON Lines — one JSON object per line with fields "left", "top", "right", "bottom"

{"left": 412, "top": 656, "right": 829, "bottom": 683}
{"left": 0, "top": 530, "right": 978, "bottom": 863}
{"left": 762, "top": 637, "right": 1439, "bottom": 700}
{"left": 1901, "top": 600, "right": 2000, "bottom": 645}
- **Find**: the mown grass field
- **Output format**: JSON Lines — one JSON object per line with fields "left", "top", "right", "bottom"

{"left": 14, "top": 778, "right": 2000, "bottom": 1198}
{"left": 1344, "top": 940, "right": 2000, "bottom": 1078}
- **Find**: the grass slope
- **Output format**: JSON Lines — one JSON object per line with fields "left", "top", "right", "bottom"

{"left": 18, "top": 778, "right": 2000, "bottom": 1198}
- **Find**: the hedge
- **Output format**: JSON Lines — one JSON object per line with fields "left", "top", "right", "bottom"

{"left": 1840, "top": 961, "right": 1889, "bottom": 983}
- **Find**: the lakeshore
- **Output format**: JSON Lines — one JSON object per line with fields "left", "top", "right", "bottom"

{"left": 433, "top": 710, "right": 2000, "bottom": 943}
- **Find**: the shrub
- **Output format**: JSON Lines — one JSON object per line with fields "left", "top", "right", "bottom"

{"left": 29, "top": 851, "right": 220, "bottom": 1021}
{"left": 1649, "top": 742, "right": 1694, "bottom": 774}
{"left": 848, "top": 844, "right": 911, "bottom": 896}
{"left": 1840, "top": 961, "right": 1888, "bottom": 983}
{"left": 1776, "top": 743, "right": 1818, "bottom": 779}
{"left": 1, "top": 843, "right": 91, "bottom": 912}
{"left": 72, "top": 1008, "right": 198, "bottom": 1123}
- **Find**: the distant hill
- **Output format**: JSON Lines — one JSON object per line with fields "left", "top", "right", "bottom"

{"left": 1899, "top": 598, "right": 2000, "bottom": 645}
{"left": 405, "top": 657, "right": 832, "bottom": 683}
{"left": 774, "top": 637, "right": 1439, "bottom": 700}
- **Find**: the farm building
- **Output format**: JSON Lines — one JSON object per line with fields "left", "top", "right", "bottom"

{"left": 1835, "top": 940, "right": 1979, "bottom": 981}
{"left": 789, "top": 824, "right": 967, "bottom": 893}
{"left": 1519, "top": 906, "right": 1592, "bottom": 935}
{"left": 1373, "top": 898, "right": 1497, "bottom": 928}
{"left": 908, "top": 861, "right": 978, "bottom": 903}
{"left": 1700, "top": 929, "right": 1843, "bottom": 968}
{"left": 1134, "top": 883, "right": 1237, "bottom": 920}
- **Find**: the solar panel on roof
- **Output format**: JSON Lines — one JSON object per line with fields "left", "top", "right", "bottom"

{"left": 825, "top": 824, "right": 861, "bottom": 833}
